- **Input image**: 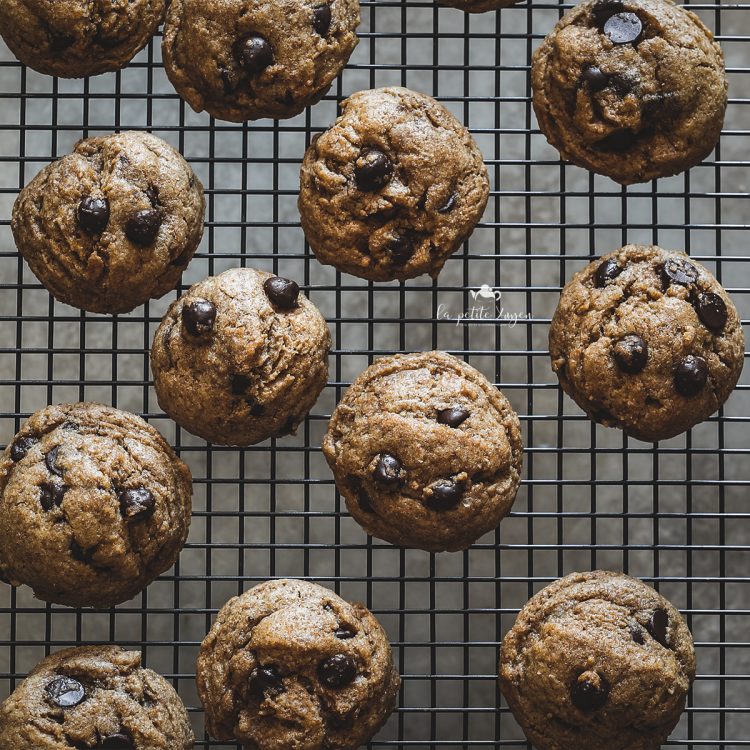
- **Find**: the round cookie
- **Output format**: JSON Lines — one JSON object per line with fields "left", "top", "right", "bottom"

{"left": 197, "top": 578, "right": 400, "bottom": 750}
{"left": 298, "top": 87, "right": 490, "bottom": 282}
{"left": 531, "top": 0, "right": 727, "bottom": 184}
{"left": 151, "top": 268, "right": 331, "bottom": 446}
{"left": 0, "top": 645, "right": 194, "bottom": 749}
{"left": 323, "top": 351, "right": 523, "bottom": 552}
{"left": 437, "top": 0, "right": 519, "bottom": 12}
{"left": 162, "top": 0, "right": 360, "bottom": 122}
{"left": 12, "top": 131, "right": 205, "bottom": 315}
{"left": 499, "top": 570, "right": 696, "bottom": 750}
{"left": 0, "top": 0, "right": 165, "bottom": 79}
{"left": 549, "top": 245, "right": 744, "bottom": 442}
{"left": 0, "top": 403, "right": 193, "bottom": 608}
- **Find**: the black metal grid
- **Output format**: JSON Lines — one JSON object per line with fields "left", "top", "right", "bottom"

{"left": 0, "top": 0, "right": 749, "bottom": 746}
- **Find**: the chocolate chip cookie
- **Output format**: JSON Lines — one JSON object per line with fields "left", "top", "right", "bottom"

{"left": 437, "top": 0, "right": 519, "bottom": 12}
{"left": 499, "top": 570, "right": 696, "bottom": 750}
{"left": 12, "top": 131, "right": 205, "bottom": 315}
{"left": 323, "top": 351, "right": 523, "bottom": 552}
{"left": 549, "top": 245, "right": 744, "bottom": 442}
{"left": 0, "top": 403, "right": 193, "bottom": 608}
{"left": 151, "top": 268, "right": 331, "bottom": 446}
{"left": 0, "top": 645, "right": 194, "bottom": 749}
{"left": 162, "top": 0, "right": 360, "bottom": 122}
{"left": 0, "top": 0, "right": 165, "bottom": 79}
{"left": 298, "top": 87, "right": 490, "bottom": 281}
{"left": 531, "top": 0, "right": 727, "bottom": 184}
{"left": 197, "top": 578, "right": 400, "bottom": 750}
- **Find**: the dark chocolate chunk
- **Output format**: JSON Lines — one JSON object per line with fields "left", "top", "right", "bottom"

{"left": 647, "top": 608, "right": 670, "bottom": 647}
{"left": 437, "top": 193, "right": 457, "bottom": 213}
{"left": 603, "top": 12, "right": 643, "bottom": 44}
{"left": 249, "top": 666, "right": 284, "bottom": 699}
{"left": 674, "top": 355, "right": 708, "bottom": 397}
{"left": 372, "top": 453, "right": 404, "bottom": 487}
{"left": 46, "top": 676, "right": 85, "bottom": 708}
{"left": 313, "top": 5, "right": 332, "bottom": 35}
{"left": 385, "top": 234, "right": 414, "bottom": 265}
{"left": 613, "top": 334, "right": 648, "bottom": 374}
{"left": 183, "top": 299, "right": 217, "bottom": 337}
{"left": 582, "top": 65, "right": 609, "bottom": 91}
{"left": 318, "top": 653, "right": 357, "bottom": 688}
{"left": 354, "top": 149, "right": 394, "bottom": 192}
{"left": 263, "top": 276, "right": 300, "bottom": 309}
{"left": 695, "top": 292, "right": 727, "bottom": 332}
{"left": 125, "top": 209, "right": 161, "bottom": 246}
{"left": 77, "top": 196, "right": 110, "bottom": 234}
{"left": 231, "top": 374, "right": 253, "bottom": 395}
{"left": 240, "top": 35, "right": 274, "bottom": 74}
{"left": 570, "top": 670, "right": 610, "bottom": 712}
{"left": 437, "top": 407, "right": 470, "bottom": 428}
{"left": 335, "top": 625, "right": 357, "bottom": 640}
{"left": 661, "top": 257, "right": 698, "bottom": 289}
{"left": 10, "top": 436, "right": 38, "bottom": 462}
{"left": 424, "top": 479, "right": 465, "bottom": 510}
{"left": 594, "top": 258, "right": 622, "bottom": 287}
{"left": 40, "top": 482, "right": 66, "bottom": 511}
{"left": 45, "top": 446, "right": 63, "bottom": 476}
{"left": 118, "top": 487, "right": 155, "bottom": 521}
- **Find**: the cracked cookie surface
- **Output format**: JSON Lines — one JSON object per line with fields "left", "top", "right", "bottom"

{"left": 197, "top": 579, "right": 400, "bottom": 750}
{"left": 12, "top": 131, "right": 205, "bottom": 314}
{"left": 0, "top": 0, "right": 165, "bottom": 78}
{"left": 0, "top": 645, "right": 194, "bottom": 749}
{"left": 151, "top": 267, "right": 331, "bottom": 446}
{"left": 298, "top": 87, "right": 490, "bottom": 281}
{"left": 531, "top": 0, "right": 727, "bottom": 184}
{"left": 499, "top": 571, "right": 696, "bottom": 750}
{"left": 162, "top": 0, "right": 360, "bottom": 122}
{"left": 323, "top": 351, "right": 523, "bottom": 552}
{"left": 0, "top": 403, "right": 192, "bottom": 608}
{"left": 549, "top": 245, "right": 744, "bottom": 442}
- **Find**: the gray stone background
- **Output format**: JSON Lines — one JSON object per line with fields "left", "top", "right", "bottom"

{"left": 0, "top": 1, "right": 748, "bottom": 746}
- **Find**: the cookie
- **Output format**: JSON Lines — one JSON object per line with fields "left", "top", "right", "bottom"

{"left": 323, "top": 351, "right": 523, "bottom": 552}
{"left": 531, "top": 0, "right": 727, "bottom": 184}
{"left": 437, "top": 0, "right": 519, "bottom": 11}
{"left": 12, "top": 131, "right": 205, "bottom": 315}
{"left": 151, "top": 268, "right": 331, "bottom": 446}
{"left": 298, "top": 87, "right": 490, "bottom": 281}
{"left": 196, "top": 578, "right": 400, "bottom": 750}
{"left": 549, "top": 245, "right": 744, "bottom": 442}
{"left": 0, "top": 645, "right": 194, "bottom": 749}
{"left": 162, "top": 0, "right": 360, "bottom": 122}
{"left": 0, "top": 0, "right": 165, "bottom": 79}
{"left": 499, "top": 570, "right": 696, "bottom": 750}
{"left": 0, "top": 403, "right": 193, "bottom": 608}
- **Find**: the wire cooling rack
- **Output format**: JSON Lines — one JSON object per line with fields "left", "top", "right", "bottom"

{"left": 0, "top": 1, "right": 749, "bottom": 747}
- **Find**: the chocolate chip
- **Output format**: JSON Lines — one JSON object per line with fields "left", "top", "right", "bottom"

{"left": 263, "top": 276, "right": 300, "bottom": 309}
{"left": 571, "top": 671, "right": 610, "bottom": 712}
{"left": 118, "top": 487, "right": 155, "bottom": 521}
{"left": 385, "top": 234, "right": 414, "bottom": 265}
{"left": 372, "top": 453, "right": 404, "bottom": 487}
{"left": 696, "top": 292, "right": 727, "bottom": 332}
{"left": 661, "top": 257, "right": 698, "bottom": 289}
{"left": 603, "top": 11, "right": 642, "bottom": 44}
{"left": 592, "top": 0, "right": 624, "bottom": 26}
{"left": 240, "top": 35, "right": 274, "bottom": 74}
{"left": 647, "top": 608, "right": 670, "bottom": 647}
{"left": 675, "top": 355, "right": 708, "bottom": 397}
{"left": 594, "top": 258, "right": 622, "bottom": 288}
{"left": 318, "top": 653, "right": 357, "bottom": 688}
{"left": 630, "top": 624, "right": 645, "bottom": 644}
{"left": 247, "top": 400, "right": 266, "bottom": 417}
{"left": 40, "top": 482, "right": 66, "bottom": 511}
{"left": 356, "top": 486, "right": 374, "bottom": 514}
{"left": 354, "top": 149, "right": 394, "bottom": 192}
{"left": 70, "top": 540, "right": 94, "bottom": 564}
{"left": 45, "top": 446, "right": 63, "bottom": 477}
{"left": 313, "top": 5, "right": 332, "bottom": 35}
{"left": 10, "top": 436, "right": 37, "bottom": 462}
{"left": 335, "top": 625, "right": 357, "bottom": 640}
{"left": 437, "top": 193, "right": 457, "bottom": 213}
{"left": 62, "top": 422, "right": 78, "bottom": 431}
{"left": 100, "top": 734, "right": 132, "bottom": 749}
{"left": 437, "top": 408, "right": 470, "bottom": 428}
{"left": 613, "top": 334, "right": 648, "bottom": 374}
{"left": 183, "top": 299, "right": 217, "bottom": 337}
{"left": 46, "top": 676, "right": 85, "bottom": 708}
{"left": 595, "top": 129, "right": 637, "bottom": 152}
{"left": 231, "top": 373, "right": 253, "bottom": 395}
{"left": 146, "top": 185, "right": 160, "bottom": 208}
{"left": 425, "top": 479, "right": 465, "bottom": 510}
{"left": 582, "top": 65, "right": 609, "bottom": 91}
{"left": 50, "top": 33, "right": 76, "bottom": 52}
{"left": 249, "top": 666, "right": 284, "bottom": 699}
{"left": 77, "top": 197, "right": 110, "bottom": 234}
{"left": 125, "top": 209, "right": 161, "bottom": 246}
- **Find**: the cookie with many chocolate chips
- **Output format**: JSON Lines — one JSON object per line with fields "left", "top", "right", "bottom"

{"left": 0, "top": 646, "right": 194, "bottom": 749}
{"left": 499, "top": 571, "right": 696, "bottom": 750}
{"left": 323, "top": 351, "right": 523, "bottom": 552}
{"left": 531, "top": 0, "right": 727, "bottom": 184}
{"left": 549, "top": 245, "right": 744, "bottom": 442}
{"left": 162, "top": 0, "right": 360, "bottom": 122}
{"left": 196, "top": 579, "right": 400, "bottom": 750}
{"left": 12, "top": 132, "right": 205, "bottom": 314}
{"left": 437, "top": 0, "right": 519, "bottom": 12}
{"left": 298, "top": 87, "right": 490, "bottom": 281}
{"left": 0, "top": 0, "right": 165, "bottom": 79}
{"left": 0, "top": 403, "right": 192, "bottom": 608}
{"left": 151, "top": 268, "right": 331, "bottom": 446}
